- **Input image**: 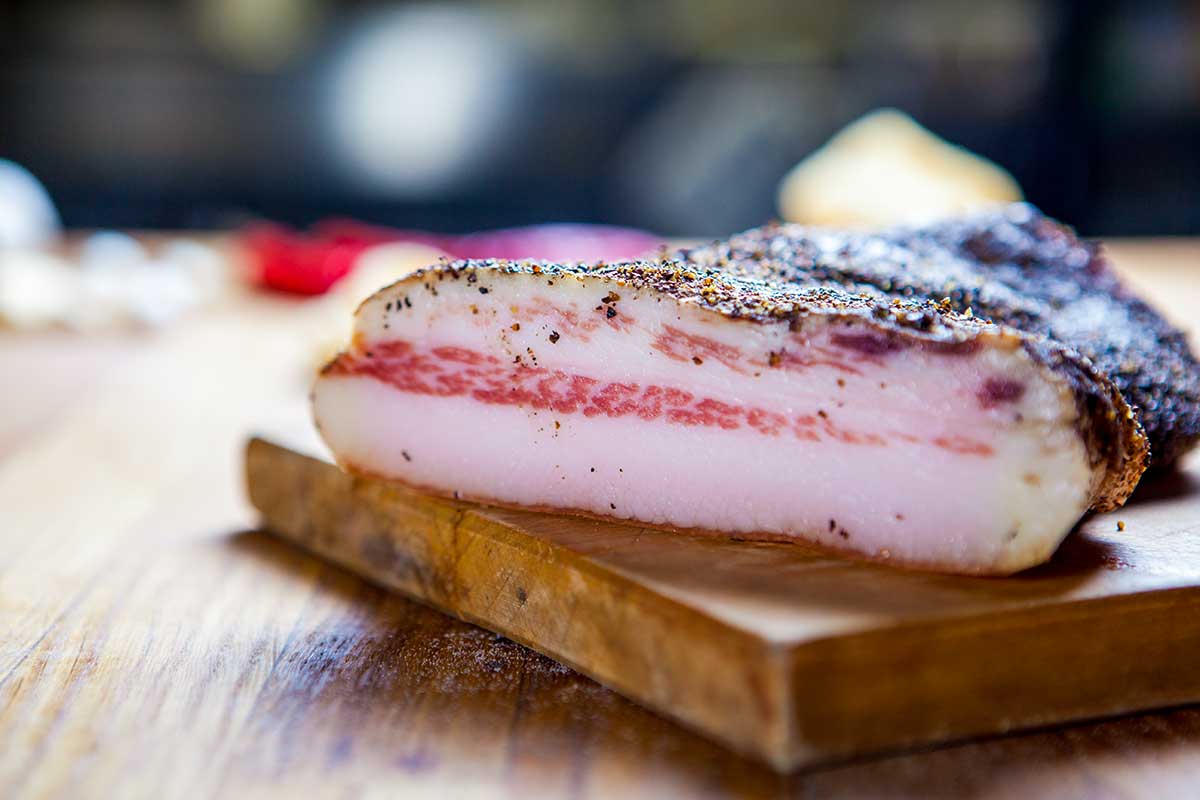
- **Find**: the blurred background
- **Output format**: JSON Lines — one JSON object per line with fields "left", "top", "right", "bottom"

{"left": 1, "top": 0, "right": 1198, "bottom": 238}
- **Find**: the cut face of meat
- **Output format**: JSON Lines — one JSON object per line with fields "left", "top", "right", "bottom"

{"left": 693, "top": 205, "right": 1198, "bottom": 468}
{"left": 313, "top": 210, "right": 1156, "bottom": 575}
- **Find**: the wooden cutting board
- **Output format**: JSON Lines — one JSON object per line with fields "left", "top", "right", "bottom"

{"left": 246, "top": 431, "right": 1200, "bottom": 772}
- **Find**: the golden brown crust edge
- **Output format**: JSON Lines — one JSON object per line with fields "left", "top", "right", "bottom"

{"left": 1018, "top": 338, "right": 1149, "bottom": 512}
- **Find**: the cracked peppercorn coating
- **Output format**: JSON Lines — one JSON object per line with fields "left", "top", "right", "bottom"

{"left": 678, "top": 203, "right": 1195, "bottom": 468}
{"left": 312, "top": 205, "right": 1192, "bottom": 575}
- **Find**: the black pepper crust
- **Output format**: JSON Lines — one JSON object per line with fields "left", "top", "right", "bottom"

{"left": 677, "top": 203, "right": 1196, "bottom": 470}
{"left": 941, "top": 209, "right": 1198, "bottom": 469}
{"left": 394, "top": 205, "right": 1199, "bottom": 506}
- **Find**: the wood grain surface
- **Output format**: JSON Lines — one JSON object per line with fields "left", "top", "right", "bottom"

{"left": 0, "top": 240, "right": 1198, "bottom": 798}
{"left": 246, "top": 433, "right": 1200, "bottom": 772}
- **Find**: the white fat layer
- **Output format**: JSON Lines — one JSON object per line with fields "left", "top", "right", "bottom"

{"left": 315, "top": 271, "right": 1096, "bottom": 574}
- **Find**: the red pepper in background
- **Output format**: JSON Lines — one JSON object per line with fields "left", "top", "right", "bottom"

{"left": 242, "top": 219, "right": 661, "bottom": 296}
{"left": 242, "top": 224, "right": 368, "bottom": 296}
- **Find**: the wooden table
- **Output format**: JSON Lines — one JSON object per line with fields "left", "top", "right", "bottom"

{"left": 1, "top": 240, "right": 1198, "bottom": 799}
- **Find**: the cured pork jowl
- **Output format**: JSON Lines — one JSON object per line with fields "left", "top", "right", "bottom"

{"left": 313, "top": 205, "right": 1199, "bottom": 575}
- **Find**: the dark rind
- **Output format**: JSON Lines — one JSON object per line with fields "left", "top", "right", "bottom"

{"left": 396, "top": 205, "right": 1196, "bottom": 507}
{"left": 931, "top": 208, "right": 1199, "bottom": 468}
{"left": 673, "top": 204, "right": 1196, "bottom": 469}
{"left": 1017, "top": 338, "right": 1146, "bottom": 510}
